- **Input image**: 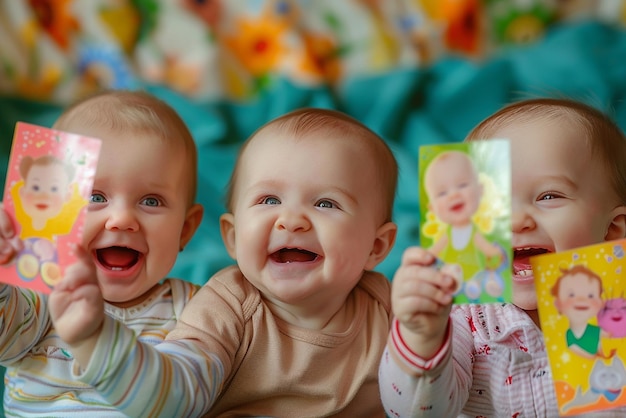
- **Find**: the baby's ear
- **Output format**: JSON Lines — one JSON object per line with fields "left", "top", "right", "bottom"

{"left": 364, "top": 222, "right": 397, "bottom": 271}
{"left": 220, "top": 213, "right": 237, "bottom": 260}
{"left": 605, "top": 205, "right": 626, "bottom": 241}
{"left": 180, "top": 204, "right": 204, "bottom": 250}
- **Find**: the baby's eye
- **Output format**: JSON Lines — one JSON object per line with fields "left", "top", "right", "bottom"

{"left": 90, "top": 193, "right": 107, "bottom": 203}
{"left": 141, "top": 197, "right": 161, "bottom": 207}
{"left": 538, "top": 192, "right": 561, "bottom": 201}
{"left": 316, "top": 200, "right": 335, "bottom": 209}
{"left": 262, "top": 196, "right": 280, "bottom": 205}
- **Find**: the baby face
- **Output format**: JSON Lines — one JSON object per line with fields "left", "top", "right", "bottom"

{"left": 21, "top": 162, "right": 72, "bottom": 226}
{"left": 555, "top": 273, "right": 603, "bottom": 324}
{"left": 424, "top": 151, "right": 483, "bottom": 227}
{"left": 488, "top": 118, "right": 622, "bottom": 310}
{"left": 224, "top": 129, "right": 393, "bottom": 313}
{"left": 80, "top": 127, "right": 198, "bottom": 306}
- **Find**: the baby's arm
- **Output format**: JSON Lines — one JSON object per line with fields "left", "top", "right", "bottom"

{"left": 75, "top": 315, "right": 225, "bottom": 417}
{"left": 428, "top": 234, "right": 448, "bottom": 258}
{"left": 50, "top": 261, "right": 226, "bottom": 416}
{"left": 0, "top": 203, "right": 49, "bottom": 363}
{"left": 474, "top": 232, "right": 503, "bottom": 260}
{"left": 390, "top": 247, "right": 454, "bottom": 358}
{"left": 48, "top": 245, "right": 104, "bottom": 366}
{"left": 380, "top": 247, "right": 471, "bottom": 416}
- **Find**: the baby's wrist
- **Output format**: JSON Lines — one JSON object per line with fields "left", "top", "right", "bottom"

{"left": 390, "top": 317, "right": 451, "bottom": 372}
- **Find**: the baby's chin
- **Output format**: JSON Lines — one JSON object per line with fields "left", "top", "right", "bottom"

{"left": 511, "top": 283, "right": 538, "bottom": 311}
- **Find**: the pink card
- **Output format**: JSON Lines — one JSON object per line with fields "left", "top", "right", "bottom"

{"left": 1, "top": 122, "right": 101, "bottom": 293}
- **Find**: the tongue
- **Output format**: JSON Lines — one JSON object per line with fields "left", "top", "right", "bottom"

{"left": 99, "top": 247, "right": 139, "bottom": 268}
{"left": 278, "top": 249, "right": 316, "bottom": 263}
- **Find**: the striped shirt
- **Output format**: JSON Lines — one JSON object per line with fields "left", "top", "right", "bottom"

{"left": 0, "top": 279, "right": 198, "bottom": 417}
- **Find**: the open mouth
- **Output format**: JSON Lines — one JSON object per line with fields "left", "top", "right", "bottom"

{"left": 515, "top": 247, "right": 549, "bottom": 259}
{"left": 270, "top": 248, "right": 319, "bottom": 263}
{"left": 513, "top": 247, "right": 549, "bottom": 277}
{"left": 96, "top": 246, "right": 141, "bottom": 271}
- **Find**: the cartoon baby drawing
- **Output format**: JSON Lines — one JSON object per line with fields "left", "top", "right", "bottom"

{"left": 423, "top": 150, "right": 504, "bottom": 301}
{"left": 18, "top": 155, "right": 75, "bottom": 232}
{"left": 10, "top": 155, "right": 84, "bottom": 287}
{"left": 551, "top": 265, "right": 615, "bottom": 359}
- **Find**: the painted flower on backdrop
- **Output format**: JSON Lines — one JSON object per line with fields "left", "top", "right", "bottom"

{"left": 222, "top": 11, "right": 289, "bottom": 81}
{"left": 28, "top": 0, "right": 79, "bottom": 50}
{"left": 297, "top": 30, "right": 345, "bottom": 84}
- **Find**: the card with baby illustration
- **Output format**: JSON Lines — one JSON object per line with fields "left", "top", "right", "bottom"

{"left": 532, "top": 239, "right": 626, "bottom": 416}
{"left": 0, "top": 122, "right": 101, "bottom": 294}
{"left": 418, "top": 140, "right": 512, "bottom": 304}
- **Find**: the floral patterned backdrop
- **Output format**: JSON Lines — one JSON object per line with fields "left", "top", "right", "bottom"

{"left": 1, "top": 0, "right": 625, "bottom": 105}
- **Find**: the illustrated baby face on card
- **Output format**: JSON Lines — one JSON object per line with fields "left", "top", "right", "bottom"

{"left": 423, "top": 150, "right": 484, "bottom": 228}
{"left": 18, "top": 155, "right": 75, "bottom": 231}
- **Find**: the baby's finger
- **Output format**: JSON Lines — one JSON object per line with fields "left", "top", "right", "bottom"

{"left": 395, "top": 279, "right": 453, "bottom": 315}
{"left": 0, "top": 207, "right": 15, "bottom": 239}
{"left": 56, "top": 246, "right": 97, "bottom": 290}
{"left": 397, "top": 291, "right": 451, "bottom": 316}
{"left": 400, "top": 246, "right": 436, "bottom": 266}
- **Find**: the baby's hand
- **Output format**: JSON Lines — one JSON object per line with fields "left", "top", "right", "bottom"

{"left": 391, "top": 247, "right": 456, "bottom": 358}
{"left": 0, "top": 203, "right": 23, "bottom": 265}
{"left": 49, "top": 245, "right": 104, "bottom": 346}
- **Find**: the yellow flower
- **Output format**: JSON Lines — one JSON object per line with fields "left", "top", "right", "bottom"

{"left": 15, "top": 64, "right": 62, "bottom": 101}
{"left": 422, "top": 211, "right": 445, "bottom": 240}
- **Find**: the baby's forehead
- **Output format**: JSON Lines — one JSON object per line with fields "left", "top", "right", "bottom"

{"left": 439, "top": 151, "right": 472, "bottom": 163}
{"left": 28, "top": 160, "right": 69, "bottom": 175}
{"left": 246, "top": 125, "right": 370, "bottom": 154}
{"left": 427, "top": 152, "right": 476, "bottom": 176}
{"left": 561, "top": 272, "right": 600, "bottom": 286}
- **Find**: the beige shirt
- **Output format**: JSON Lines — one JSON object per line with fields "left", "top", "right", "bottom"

{"left": 169, "top": 265, "right": 392, "bottom": 417}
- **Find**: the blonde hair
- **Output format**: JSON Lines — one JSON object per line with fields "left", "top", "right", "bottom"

{"left": 465, "top": 97, "right": 626, "bottom": 205}
{"left": 224, "top": 108, "right": 398, "bottom": 222}
{"left": 53, "top": 90, "right": 198, "bottom": 207}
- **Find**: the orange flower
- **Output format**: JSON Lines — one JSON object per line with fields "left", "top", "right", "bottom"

{"left": 28, "top": 0, "right": 79, "bottom": 50}
{"left": 298, "top": 31, "right": 343, "bottom": 83}
{"left": 222, "top": 15, "right": 289, "bottom": 77}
